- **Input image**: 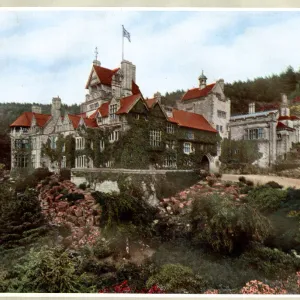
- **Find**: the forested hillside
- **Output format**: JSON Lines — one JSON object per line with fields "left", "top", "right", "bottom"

{"left": 162, "top": 66, "right": 300, "bottom": 115}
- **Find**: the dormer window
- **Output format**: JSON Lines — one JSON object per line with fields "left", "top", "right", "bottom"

{"left": 109, "top": 104, "right": 118, "bottom": 120}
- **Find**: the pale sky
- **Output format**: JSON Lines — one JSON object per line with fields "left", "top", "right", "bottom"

{"left": 1, "top": 9, "right": 300, "bottom": 105}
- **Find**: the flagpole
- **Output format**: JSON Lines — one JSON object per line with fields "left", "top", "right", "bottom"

{"left": 122, "top": 25, "right": 124, "bottom": 61}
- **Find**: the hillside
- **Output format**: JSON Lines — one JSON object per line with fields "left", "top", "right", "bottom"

{"left": 162, "top": 66, "right": 300, "bottom": 115}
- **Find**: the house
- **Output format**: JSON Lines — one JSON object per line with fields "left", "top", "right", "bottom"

{"left": 229, "top": 94, "right": 300, "bottom": 167}
{"left": 10, "top": 58, "right": 219, "bottom": 172}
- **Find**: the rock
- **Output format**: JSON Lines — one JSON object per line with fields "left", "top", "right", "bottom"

{"left": 74, "top": 207, "right": 83, "bottom": 217}
{"left": 86, "top": 215, "right": 94, "bottom": 226}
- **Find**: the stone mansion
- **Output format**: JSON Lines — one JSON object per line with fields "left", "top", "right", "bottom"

{"left": 10, "top": 57, "right": 230, "bottom": 172}
{"left": 10, "top": 55, "right": 299, "bottom": 171}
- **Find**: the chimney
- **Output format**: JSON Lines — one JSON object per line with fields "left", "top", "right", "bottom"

{"left": 248, "top": 102, "right": 255, "bottom": 114}
{"left": 281, "top": 93, "right": 288, "bottom": 106}
{"left": 51, "top": 96, "right": 62, "bottom": 120}
{"left": 32, "top": 105, "right": 42, "bottom": 114}
{"left": 218, "top": 78, "right": 224, "bottom": 91}
{"left": 154, "top": 91, "right": 161, "bottom": 103}
{"left": 121, "top": 60, "right": 135, "bottom": 96}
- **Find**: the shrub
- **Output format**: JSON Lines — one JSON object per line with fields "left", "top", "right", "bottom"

{"left": 8, "top": 246, "right": 87, "bottom": 292}
{"left": 59, "top": 168, "right": 71, "bottom": 181}
{"left": 246, "top": 180, "right": 254, "bottom": 187}
{"left": 240, "top": 244, "right": 300, "bottom": 280}
{"left": 245, "top": 187, "right": 287, "bottom": 213}
{"left": 146, "top": 264, "right": 207, "bottom": 293}
{"left": 207, "top": 179, "right": 216, "bottom": 187}
{"left": 62, "top": 193, "right": 85, "bottom": 205}
{"left": 78, "top": 183, "right": 87, "bottom": 190}
{"left": 32, "top": 168, "right": 52, "bottom": 181}
{"left": 224, "top": 182, "right": 232, "bottom": 188}
{"left": 214, "top": 172, "right": 222, "bottom": 179}
{"left": 93, "top": 239, "right": 115, "bottom": 259}
{"left": 189, "top": 193, "right": 271, "bottom": 253}
{"left": 239, "top": 176, "right": 247, "bottom": 183}
{"left": 264, "top": 181, "right": 283, "bottom": 189}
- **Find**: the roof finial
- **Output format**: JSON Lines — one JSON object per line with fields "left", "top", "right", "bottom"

{"left": 94, "top": 47, "right": 98, "bottom": 61}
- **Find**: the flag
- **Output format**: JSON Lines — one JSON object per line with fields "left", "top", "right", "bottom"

{"left": 122, "top": 25, "right": 131, "bottom": 42}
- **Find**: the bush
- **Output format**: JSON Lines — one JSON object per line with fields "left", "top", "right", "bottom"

{"left": 246, "top": 180, "right": 254, "bottom": 187}
{"left": 207, "top": 179, "right": 216, "bottom": 187}
{"left": 8, "top": 246, "right": 87, "bottom": 292}
{"left": 240, "top": 244, "right": 300, "bottom": 280}
{"left": 62, "top": 193, "right": 85, "bottom": 205}
{"left": 189, "top": 193, "right": 271, "bottom": 253}
{"left": 239, "top": 176, "right": 247, "bottom": 183}
{"left": 146, "top": 264, "right": 207, "bottom": 293}
{"left": 214, "top": 172, "right": 222, "bottom": 179}
{"left": 264, "top": 181, "right": 283, "bottom": 189}
{"left": 93, "top": 239, "right": 115, "bottom": 259}
{"left": 32, "top": 168, "right": 52, "bottom": 181}
{"left": 78, "top": 183, "right": 87, "bottom": 190}
{"left": 245, "top": 187, "right": 287, "bottom": 213}
{"left": 59, "top": 168, "right": 71, "bottom": 181}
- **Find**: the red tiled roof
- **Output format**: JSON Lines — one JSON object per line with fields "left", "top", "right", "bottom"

{"left": 83, "top": 117, "right": 97, "bottom": 128}
{"left": 258, "top": 103, "right": 280, "bottom": 112}
{"left": 278, "top": 115, "right": 291, "bottom": 121}
{"left": 291, "top": 115, "right": 300, "bottom": 120}
{"left": 99, "top": 101, "right": 110, "bottom": 117}
{"left": 68, "top": 114, "right": 81, "bottom": 129}
{"left": 277, "top": 121, "right": 295, "bottom": 131}
{"left": 182, "top": 83, "right": 215, "bottom": 101}
{"left": 116, "top": 94, "right": 141, "bottom": 114}
{"left": 145, "top": 98, "right": 157, "bottom": 108}
{"left": 132, "top": 81, "right": 141, "bottom": 95}
{"left": 85, "top": 65, "right": 120, "bottom": 88}
{"left": 76, "top": 112, "right": 86, "bottom": 118}
{"left": 169, "top": 109, "right": 217, "bottom": 133}
{"left": 10, "top": 112, "right": 51, "bottom": 127}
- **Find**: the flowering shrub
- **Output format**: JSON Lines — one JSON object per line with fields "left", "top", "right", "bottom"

{"left": 204, "top": 289, "right": 219, "bottom": 294}
{"left": 98, "top": 280, "right": 164, "bottom": 294}
{"left": 240, "top": 280, "right": 287, "bottom": 294}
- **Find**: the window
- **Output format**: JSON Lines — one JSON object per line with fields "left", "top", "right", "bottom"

{"left": 216, "top": 125, "right": 219, "bottom": 132}
{"left": 15, "top": 139, "right": 29, "bottom": 149}
{"left": 219, "top": 125, "right": 223, "bottom": 133}
{"left": 134, "top": 113, "right": 140, "bottom": 120}
{"left": 163, "top": 156, "right": 177, "bottom": 168}
{"left": 75, "top": 155, "right": 87, "bottom": 168}
{"left": 186, "top": 131, "right": 194, "bottom": 139}
{"left": 150, "top": 130, "right": 162, "bottom": 147}
{"left": 50, "top": 136, "right": 56, "bottom": 149}
{"left": 15, "top": 154, "right": 29, "bottom": 168}
{"left": 109, "top": 104, "right": 118, "bottom": 120}
{"left": 183, "top": 142, "right": 193, "bottom": 154}
{"left": 166, "top": 140, "right": 176, "bottom": 150}
{"left": 31, "top": 138, "right": 36, "bottom": 149}
{"left": 217, "top": 110, "right": 226, "bottom": 118}
{"left": 109, "top": 130, "right": 119, "bottom": 142}
{"left": 277, "top": 133, "right": 282, "bottom": 139}
{"left": 166, "top": 123, "right": 175, "bottom": 134}
{"left": 100, "top": 139, "right": 105, "bottom": 151}
{"left": 75, "top": 137, "right": 85, "bottom": 150}
{"left": 244, "top": 128, "right": 264, "bottom": 140}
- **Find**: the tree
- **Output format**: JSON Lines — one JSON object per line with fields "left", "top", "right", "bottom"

{"left": 189, "top": 193, "right": 272, "bottom": 254}
{"left": 42, "top": 134, "right": 65, "bottom": 170}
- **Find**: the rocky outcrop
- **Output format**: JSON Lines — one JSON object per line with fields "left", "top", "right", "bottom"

{"left": 37, "top": 175, "right": 101, "bottom": 249}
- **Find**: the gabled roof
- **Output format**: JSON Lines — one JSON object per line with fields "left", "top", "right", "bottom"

{"left": 82, "top": 117, "right": 98, "bottom": 128}
{"left": 10, "top": 112, "right": 51, "bottom": 127}
{"left": 145, "top": 98, "right": 157, "bottom": 108}
{"left": 116, "top": 94, "right": 141, "bottom": 115}
{"left": 132, "top": 81, "right": 141, "bottom": 95}
{"left": 85, "top": 65, "right": 120, "bottom": 88}
{"left": 277, "top": 121, "right": 295, "bottom": 131}
{"left": 67, "top": 114, "right": 81, "bottom": 129}
{"left": 182, "top": 83, "right": 216, "bottom": 101}
{"left": 169, "top": 109, "right": 217, "bottom": 133}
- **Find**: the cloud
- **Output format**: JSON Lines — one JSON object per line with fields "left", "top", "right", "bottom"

{"left": 0, "top": 10, "right": 300, "bottom": 105}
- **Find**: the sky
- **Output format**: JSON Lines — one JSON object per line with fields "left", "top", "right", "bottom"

{"left": 1, "top": 9, "right": 300, "bottom": 105}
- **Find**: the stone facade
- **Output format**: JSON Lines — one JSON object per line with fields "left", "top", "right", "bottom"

{"left": 229, "top": 95, "right": 300, "bottom": 167}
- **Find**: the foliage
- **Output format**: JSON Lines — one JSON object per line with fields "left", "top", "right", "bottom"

{"left": 8, "top": 246, "right": 87, "bottom": 292}
{"left": 240, "top": 244, "right": 300, "bottom": 280}
{"left": 240, "top": 280, "right": 287, "bottom": 294}
{"left": 220, "top": 138, "right": 262, "bottom": 168}
{"left": 245, "top": 186, "right": 288, "bottom": 213}
{"left": 189, "top": 193, "right": 272, "bottom": 253}
{"left": 239, "top": 176, "right": 247, "bottom": 183}
{"left": 91, "top": 190, "right": 157, "bottom": 244}
{"left": 59, "top": 168, "right": 71, "bottom": 181}
{"left": 264, "top": 181, "right": 283, "bottom": 189}
{"left": 146, "top": 263, "right": 206, "bottom": 293}
{"left": 0, "top": 183, "right": 47, "bottom": 250}
{"left": 78, "top": 182, "right": 87, "bottom": 190}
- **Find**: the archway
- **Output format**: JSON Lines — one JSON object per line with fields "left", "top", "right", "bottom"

{"left": 200, "top": 155, "right": 210, "bottom": 171}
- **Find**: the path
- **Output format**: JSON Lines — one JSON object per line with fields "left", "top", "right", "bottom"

{"left": 222, "top": 174, "right": 300, "bottom": 189}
